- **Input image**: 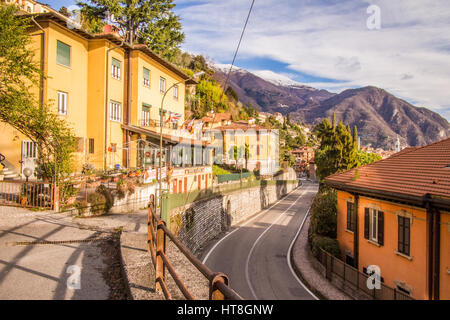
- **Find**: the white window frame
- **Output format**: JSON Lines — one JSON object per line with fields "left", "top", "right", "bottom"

{"left": 22, "top": 141, "right": 37, "bottom": 159}
{"left": 173, "top": 85, "right": 178, "bottom": 99}
{"left": 109, "top": 101, "right": 122, "bottom": 122}
{"left": 370, "top": 208, "right": 379, "bottom": 242}
{"left": 142, "top": 106, "right": 150, "bottom": 126}
{"left": 143, "top": 67, "right": 150, "bottom": 87}
{"left": 112, "top": 58, "right": 121, "bottom": 80}
{"left": 57, "top": 91, "right": 68, "bottom": 115}
{"left": 160, "top": 77, "right": 166, "bottom": 93}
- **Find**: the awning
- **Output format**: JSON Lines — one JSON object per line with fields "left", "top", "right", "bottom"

{"left": 122, "top": 124, "right": 209, "bottom": 147}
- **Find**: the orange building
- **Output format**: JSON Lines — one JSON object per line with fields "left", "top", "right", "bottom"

{"left": 326, "top": 138, "right": 450, "bottom": 300}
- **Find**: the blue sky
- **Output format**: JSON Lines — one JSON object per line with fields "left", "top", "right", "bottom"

{"left": 45, "top": 0, "right": 450, "bottom": 121}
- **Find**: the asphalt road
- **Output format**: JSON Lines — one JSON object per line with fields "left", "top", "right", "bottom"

{"left": 203, "top": 181, "right": 319, "bottom": 300}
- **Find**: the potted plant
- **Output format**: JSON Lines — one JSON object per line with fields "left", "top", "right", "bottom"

{"left": 19, "top": 195, "right": 28, "bottom": 206}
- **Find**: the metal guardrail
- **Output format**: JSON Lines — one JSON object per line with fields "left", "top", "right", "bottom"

{"left": 147, "top": 194, "right": 242, "bottom": 300}
{"left": 317, "top": 248, "right": 414, "bottom": 300}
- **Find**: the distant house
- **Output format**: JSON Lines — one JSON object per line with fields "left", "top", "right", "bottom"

{"left": 204, "top": 120, "right": 279, "bottom": 175}
{"left": 201, "top": 112, "right": 232, "bottom": 129}
{"left": 257, "top": 112, "right": 271, "bottom": 123}
{"left": 273, "top": 112, "right": 284, "bottom": 125}
{"left": 291, "top": 147, "right": 314, "bottom": 174}
{"left": 325, "top": 138, "right": 450, "bottom": 300}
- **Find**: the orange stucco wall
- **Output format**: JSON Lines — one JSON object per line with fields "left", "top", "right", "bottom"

{"left": 336, "top": 191, "right": 450, "bottom": 300}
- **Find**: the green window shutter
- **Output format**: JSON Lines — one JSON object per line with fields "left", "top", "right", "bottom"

{"left": 57, "top": 40, "right": 71, "bottom": 67}
{"left": 112, "top": 58, "right": 121, "bottom": 68}
{"left": 143, "top": 68, "right": 150, "bottom": 80}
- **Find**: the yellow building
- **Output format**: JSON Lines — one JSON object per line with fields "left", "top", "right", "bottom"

{"left": 1, "top": 0, "right": 51, "bottom": 14}
{"left": 204, "top": 120, "right": 280, "bottom": 175}
{"left": 0, "top": 10, "right": 200, "bottom": 179}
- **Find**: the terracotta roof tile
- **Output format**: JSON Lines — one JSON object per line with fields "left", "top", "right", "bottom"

{"left": 325, "top": 138, "right": 450, "bottom": 199}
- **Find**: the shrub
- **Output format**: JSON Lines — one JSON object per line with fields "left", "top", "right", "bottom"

{"left": 75, "top": 200, "right": 89, "bottom": 215}
{"left": 309, "top": 188, "right": 337, "bottom": 238}
{"left": 87, "top": 192, "right": 106, "bottom": 215}
{"left": 310, "top": 235, "right": 341, "bottom": 259}
{"left": 96, "top": 185, "right": 114, "bottom": 214}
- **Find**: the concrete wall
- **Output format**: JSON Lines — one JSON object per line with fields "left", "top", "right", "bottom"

{"left": 169, "top": 180, "right": 299, "bottom": 255}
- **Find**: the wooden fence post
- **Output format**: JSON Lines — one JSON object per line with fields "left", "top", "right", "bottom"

{"left": 155, "top": 220, "right": 166, "bottom": 292}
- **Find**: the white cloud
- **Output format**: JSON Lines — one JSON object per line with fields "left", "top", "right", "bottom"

{"left": 176, "top": 0, "right": 450, "bottom": 120}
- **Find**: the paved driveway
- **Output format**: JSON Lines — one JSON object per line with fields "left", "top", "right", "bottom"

{"left": 0, "top": 207, "right": 146, "bottom": 300}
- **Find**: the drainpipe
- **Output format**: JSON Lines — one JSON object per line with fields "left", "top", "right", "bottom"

{"left": 125, "top": 47, "right": 132, "bottom": 169}
{"left": 31, "top": 17, "right": 45, "bottom": 108}
{"left": 353, "top": 194, "right": 359, "bottom": 269}
{"left": 425, "top": 195, "right": 441, "bottom": 300}
{"left": 434, "top": 208, "right": 441, "bottom": 300}
{"left": 427, "top": 204, "right": 434, "bottom": 300}
{"left": 104, "top": 40, "right": 124, "bottom": 171}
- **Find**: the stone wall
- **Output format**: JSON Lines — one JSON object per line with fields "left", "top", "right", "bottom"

{"left": 170, "top": 180, "right": 299, "bottom": 255}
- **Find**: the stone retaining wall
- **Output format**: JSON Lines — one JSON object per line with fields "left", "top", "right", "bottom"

{"left": 170, "top": 180, "right": 299, "bottom": 255}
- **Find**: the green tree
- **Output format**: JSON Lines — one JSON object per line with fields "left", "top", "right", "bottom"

{"left": 313, "top": 116, "right": 359, "bottom": 181}
{"left": 77, "top": 0, "right": 185, "bottom": 60}
{"left": 0, "top": 5, "right": 76, "bottom": 181}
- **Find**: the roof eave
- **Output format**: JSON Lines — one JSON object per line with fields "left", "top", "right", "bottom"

{"left": 325, "top": 179, "right": 450, "bottom": 211}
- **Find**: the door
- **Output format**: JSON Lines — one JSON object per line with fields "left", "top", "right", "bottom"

{"left": 205, "top": 174, "right": 208, "bottom": 189}
{"left": 172, "top": 180, "right": 177, "bottom": 194}
{"left": 198, "top": 175, "right": 201, "bottom": 190}
{"left": 21, "top": 141, "right": 37, "bottom": 177}
{"left": 184, "top": 177, "right": 188, "bottom": 193}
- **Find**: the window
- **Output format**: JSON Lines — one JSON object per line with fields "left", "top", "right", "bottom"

{"left": 398, "top": 216, "right": 411, "bottom": 256}
{"left": 143, "top": 67, "right": 150, "bottom": 87}
{"left": 142, "top": 104, "right": 151, "bottom": 126}
{"left": 76, "top": 137, "right": 84, "bottom": 153}
{"left": 22, "top": 141, "right": 37, "bottom": 159}
{"left": 346, "top": 202, "right": 355, "bottom": 232}
{"left": 57, "top": 91, "right": 68, "bottom": 115}
{"left": 160, "top": 77, "right": 166, "bottom": 93}
{"left": 364, "top": 208, "right": 384, "bottom": 245}
{"left": 89, "top": 139, "right": 94, "bottom": 154}
{"left": 56, "top": 40, "right": 71, "bottom": 67}
{"left": 173, "top": 85, "right": 178, "bottom": 99}
{"left": 110, "top": 101, "right": 121, "bottom": 122}
{"left": 112, "top": 58, "right": 121, "bottom": 80}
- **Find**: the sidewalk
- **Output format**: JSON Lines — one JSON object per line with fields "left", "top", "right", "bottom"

{"left": 291, "top": 214, "right": 351, "bottom": 300}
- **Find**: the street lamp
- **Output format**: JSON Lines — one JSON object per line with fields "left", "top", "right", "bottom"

{"left": 157, "top": 71, "right": 204, "bottom": 215}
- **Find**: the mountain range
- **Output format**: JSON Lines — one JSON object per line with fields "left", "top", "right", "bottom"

{"left": 212, "top": 64, "right": 450, "bottom": 149}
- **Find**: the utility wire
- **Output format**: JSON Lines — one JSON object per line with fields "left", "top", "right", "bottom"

{"left": 219, "top": 0, "right": 256, "bottom": 103}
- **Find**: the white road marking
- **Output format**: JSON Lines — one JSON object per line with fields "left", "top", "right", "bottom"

{"left": 245, "top": 186, "right": 310, "bottom": 300}
{"left": 286, "top": 206, "right": 320, "bottom": 300}
{"left": 201, "top": 186, "right": 301, "bottom": 265}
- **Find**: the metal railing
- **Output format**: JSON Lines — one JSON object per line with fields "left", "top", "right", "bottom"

{"left": 147, "top": 194, "right": 242, "bottom": 300}
{"left": 0, "top": 180, "right": 54, "bottom": 209}
{"left": 316, "top": 248, "right": 414, "bottom": 300}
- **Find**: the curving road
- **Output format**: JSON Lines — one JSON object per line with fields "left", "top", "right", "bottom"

{"left": 202, "top": 181, "right": 319, "bottom": 300}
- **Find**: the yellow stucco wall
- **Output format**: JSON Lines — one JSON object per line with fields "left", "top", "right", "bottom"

{"left": 131, "top": 51, "right": 185, "bottom": 129}
{"left": 1, "top": 15, "right": 191, "bottom": 176}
